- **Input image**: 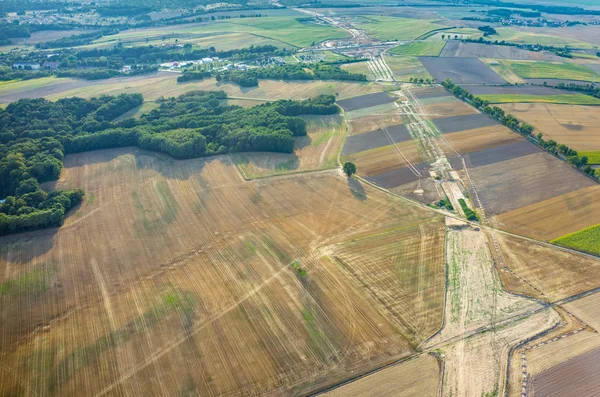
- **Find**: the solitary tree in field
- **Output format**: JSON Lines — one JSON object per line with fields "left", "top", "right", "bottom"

{"left": 343, "top": 162, "right": 356, "bottom": 177}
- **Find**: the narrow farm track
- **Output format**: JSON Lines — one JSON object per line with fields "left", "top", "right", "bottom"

{"left": 0, "top": 147, "right": 447, "bottom": 397}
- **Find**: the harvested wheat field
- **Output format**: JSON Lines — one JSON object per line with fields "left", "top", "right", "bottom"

{"left": 493, "top": 185, "right": 600, "bottom": 241}
{"left": 0, "top": 147, "right": 447, "bottom": 396}
{"left": 492, "top": 232, "right": 600, "bottom": 302}
{"left": 342, "top": 141, "right": 424, "bottom": 177}
{"left": 327, "top": 214, "right": 446, "bottom": 346}
{"left": 564, "top": 291, "right": 600, "bottom": 332}
{"left": 441, "top": 125, "right": 524, "bottom": 155}
{"left": 321, "top": 354, "right": 440, "bottom": 397}
{"left": 231, "top": 114, "right": 344, "bottom": 178}
{"left": 500, "top": 103, "right": 600, "bottom": 151}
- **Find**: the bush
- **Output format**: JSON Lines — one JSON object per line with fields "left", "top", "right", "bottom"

{"left": 458, "top": 199, "right": 479, "bottom": 221}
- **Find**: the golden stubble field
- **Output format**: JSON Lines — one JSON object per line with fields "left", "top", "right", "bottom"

{"left": 0, "top": 147, "right": 446, "bottom": 396}
{"left": 499, "top": 103, "right": 600, "bottom": 151}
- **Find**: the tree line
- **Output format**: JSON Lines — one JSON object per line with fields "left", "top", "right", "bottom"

{"left": 442, "top": 79, "right": 597, "bottom": 179}
{"left": 214, "top": 63, "right": 367, "bottom": 87}
{"left": 0, "top": 91, "right": 339, "bottom": 235}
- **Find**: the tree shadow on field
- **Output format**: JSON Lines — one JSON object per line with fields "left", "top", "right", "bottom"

{"left": 133, "top": 149, "right": 216, "bottom": 181}
{"left": 347, "top": 177, "right": 367, "bottom": 201}
{"left": 0, "top": 230, "right": 56, "bottom": 265}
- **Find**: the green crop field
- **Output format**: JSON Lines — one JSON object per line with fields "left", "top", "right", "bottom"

{"left": 384, "top": 55, "right": 432, "bottom": 81}
{"left": 495, "top": 27, "right": 595, "bottom": 48}
{"left": 477, "top": 94, "right": 600, "bottom": 105}
{"left": 389, "top": 41, "right": 446, "bottom": 56}
{"left": 578, "top": 151, "right": 600, "bottom": 164}
{"left": 341, "top": 61, "right": 373, "bottom": 80}
{"left": 551, "top": 223, "right": 600, "bottom": 256}
{"left": 355, "top": 16, "right": 445, "bottom": 41}
{"left": 92, "top": 17, "right": 349, "bottom": 48}
{"left": 501, "top": 60, "right": 600, "bottom": 82}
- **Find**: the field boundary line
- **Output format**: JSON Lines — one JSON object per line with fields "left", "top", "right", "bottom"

{"left": 92, "top": 261, "right": 300, "bottom": 397}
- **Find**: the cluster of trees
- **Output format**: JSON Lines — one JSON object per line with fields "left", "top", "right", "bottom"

{"left": 35, "top": 29, "right": 120, "bottom": 49}
{"left": 431, "top": 197, "right": 453, "bottom": 211}
{"left": 215, "top": 63, "right": 366, "bottom": 87}
{"left": 536, "top": 137, "right": 595, "bottom": 175}
{"left": 0, "top": 66, "right": 53, "bottom": 82}
{"left": 177, "top": 70, "right": 212, "bottom": 83}
{"left": 477, "top": 26, "right": 497, "bottom": 36}
{"left": 75, "top": 44, "right": 289, "bottom": 65}
{"left": 462, "top": 36, "right": 571, "bottom": 55}
{"left": 96, "top": 5, "right": 152, "bottom": 17}
{"left": 0, "top": 91, "right": 338, "bottom": 234}
{"left": 541, "top": 81, "right": 600, "bottom": 98}
{"left": 442, "top": 79, "right": 596, "bottom": 179}
{"left": 470, "top": 0, "right": 600, "bottom": 15}
{"left": 442, "top": 79, "right": 534, "bottom": 135}
{"left": 408, "top": 77, "right": 435, "bottom": 84}
{"left": 0, "top": 0, "right": 71, "bottom": 13}
{"left": 458, "top": 199, "right": 479, "bottom": 221}
{"left": 216, "top": 70, "right": 258, "bottom": 87}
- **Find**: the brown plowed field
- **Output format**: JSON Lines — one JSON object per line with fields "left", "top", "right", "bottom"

{"left": 422, "top": 100, "right": 479, "bottom": 119}
{"left": 493, "top": 185, "right": 600, "bottom": 241}
{"left": 410, "top": 85, "right": 451, "bottom": 99}
{"left": 342, "top": 125, "right": 411, "bottom": 156}
{"left": 507, "top": 309, "right": 600, "bottom": 397}
{"left": 433, "top": 114, "right": 499, "bottom": 135}
{"left": 322, "top": 354, "right": 440, "bottom": 397}
{"left": 528, "top": 347, "right": 600, "bottom": 397}
{"left": 493, "top": 232, "right": 600, "bottom": 302}
{"left": 342, "top": 141, "right": 424, "bottom": 177}
{"left": 468, "top": 152, "right": 595, "bottom": 216}
{"left": 337, "top": 92, "right": 396, "bottom": 112}
{"left": 499, "top": 103, "right": 600, "bottom": 151}
{"left": 347, "top": 108, "right": 405, "bottom": 135}
{"left": 0, "top": 147, "right": 446, "bottom": 396}
{"left": 419, "top": 57, "right": 507, "bottom": 85}
{"left": 442, "top": 125, "right": 523, "bottom": 155}
{"left": 440, "top": 41, "right": 560, "bottom": 61}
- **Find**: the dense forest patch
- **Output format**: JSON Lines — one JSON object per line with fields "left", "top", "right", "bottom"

{"left": 0, "top": 91, "right": 338, "bottom": 235}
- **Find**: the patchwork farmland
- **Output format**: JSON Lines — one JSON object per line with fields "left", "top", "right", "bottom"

{"left": 0, "top": 148, "right": 446, "bottom": 396}
{"left": 3, "top": 2, "right": 600, "bottom": 395}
